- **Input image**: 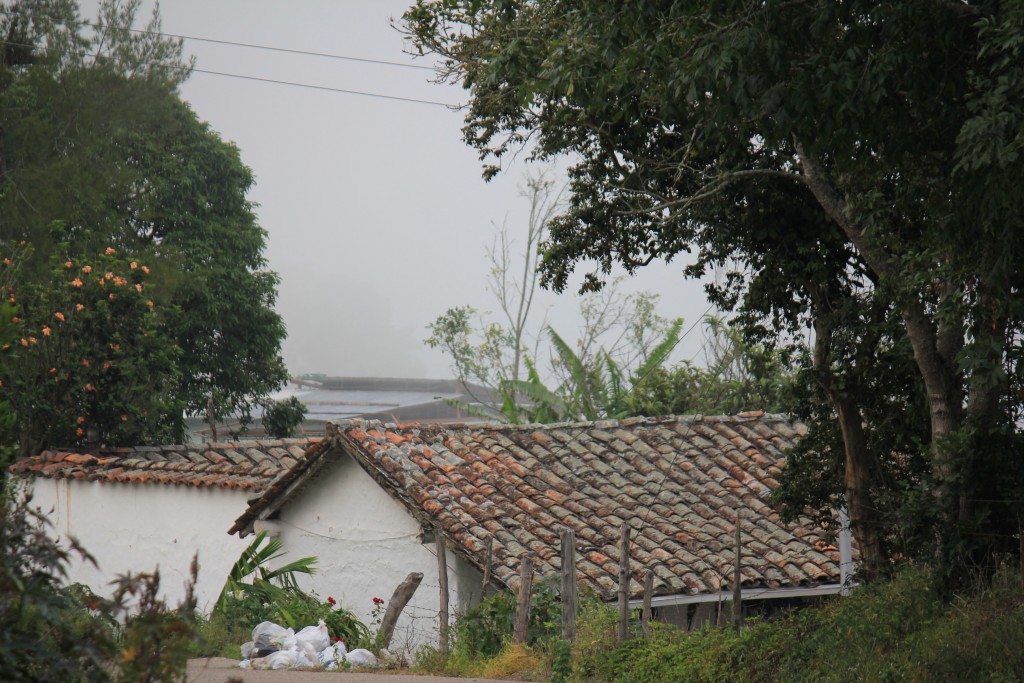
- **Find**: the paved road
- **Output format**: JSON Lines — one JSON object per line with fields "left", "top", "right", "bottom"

{"left": 186, "top": 658, "right": 515, "bottom": 683}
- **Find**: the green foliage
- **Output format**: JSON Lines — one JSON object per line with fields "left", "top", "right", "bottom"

{"left": 0, "top": 237, "right": 184, "bottom": 457}
{"left": 575, "top": 567, "right": 1024, "bottom": 683}
{"left": 0, "top": 0, "right": 286, "bottom": 456}
{"left": 262, "top": 397, "right": 308, "bottom": 438}
{"left": 215, "top": 530, "right": 317, "bottom": 610}
{"left": 404, "top": 0, "right": 1024, "bottom": 580}
{"left": 213, "top": 530, "right": 370, "bottom": 648}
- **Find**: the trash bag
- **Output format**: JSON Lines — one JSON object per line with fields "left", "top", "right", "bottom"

{"left": 295, "top": 619, "right": 330, "bottom": 654}
{"left": 240, "top": 641, "right": 255, "bottom": 660}
{"left": 252, "top": 649, "right": 302, "bottom": 670}
{"left": 345, "top": 648, "right": 379, "bottom": 668}
{"left": 252, "top": 621, "right": 296, "bottom": 653}
{"left": 318, "top": 641, "right": 347, "bottom": 668}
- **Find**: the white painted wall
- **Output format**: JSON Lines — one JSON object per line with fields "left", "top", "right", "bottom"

{"left": 271, "top": 455, "right": 483, "bottom": 655}
{"left": 23, "top": 478, "right": 251, "bottom": 612}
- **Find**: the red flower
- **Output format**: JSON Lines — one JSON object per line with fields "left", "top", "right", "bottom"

{"left": 372, "top": 597, "right": 384, "bottom": 605}
{"left": 326, "top": 596, "right": 336, "bottom": 605}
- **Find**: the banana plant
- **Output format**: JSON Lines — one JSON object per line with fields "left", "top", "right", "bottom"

{"left": 215, "top": 530, "right": 317, "bottom": 612}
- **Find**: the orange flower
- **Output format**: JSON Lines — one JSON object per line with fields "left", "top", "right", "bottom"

{"left": 64, "top": 261, "right": 73, "bottom": 268}
{"left": 85, "top": 383, "right": 95, "bottom": 391}
{"left": 81, "top": 265, "right": 93, "bottom": 274}
{"left": 41, "top": 326, "right": 51, "bottom": 336}
{"left": 11, "top": 317, "right": 19, "bottom": 323}
{"left": 19, "top": 338, "right": 27, "bottom": 346}
{"left": 3, "top": 258, "right": 10, "bottom": 266}
{"left": 130, "top": 262, "right": 138, "bottom": 270}
{"left": 1, "top": 344, "right": 9, "bottom": 350}
{"left": 134, "top": 284, "right": 142, "bottom": 293}
{"left": 113, "top": 276, "right": 127, "bottom": 286}
{"left": 76, "top": 417, "right": 85, "bottom": 424}
{"left": 147, "top": 300, "right": 154, "bottom": 308}
{"left": 49, "top": 368, "right": 56, "bottom": 374}
{"left": 102, "top": 361, "right": 111, "bottom": 369}
{"left": 8, "top": 296, "right": 14, "bottom": 303}
{"left": 28, "top": 337, "right": 36, "bottom": 344}
{"left": 141, "top": 265, "right": 150, "bottom": 274}
{"left": 104, "top": 272, "right": 113, "bottom": 280}
{"left": 75, "top": 428, "right": 84, "bottom": 437}
{"left": 97, "top": 278, "right": 105, "bottom": 287}
{"left": 82, "top": 359, "right": 90, "bottom": 367}
{"left": 70, "top": 278, "right": 83, "bottom": 287}
{"left": 105, "top": 247, "right": 116, "bottom": 255}
{"left": 108, "top": 293, "right": 114, "bottom": 300}
{"left": 110, "top": 343, "right": 120, "bottom": 350}
{"left": 54, "top": 312, "right": 65, "bottom": 321}
{"left": 75, "top": 304, "right": 84, "bottom": 311}
{"left": 120, "top": 414, "right": 128, "bottom": 422}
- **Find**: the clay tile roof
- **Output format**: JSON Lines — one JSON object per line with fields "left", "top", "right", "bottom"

{"left": 9, "top": 438, "right": 320, "bottom": 492}
{"left": 231, "top": 414, "right": 853, "bottom": 601}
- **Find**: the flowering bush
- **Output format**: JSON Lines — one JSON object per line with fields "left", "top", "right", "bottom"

{"left": 0, "top": 240, "right": 184, "bottom": 455}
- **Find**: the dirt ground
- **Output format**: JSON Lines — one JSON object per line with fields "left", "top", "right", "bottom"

{"left": 186, "top": 657, "right": 514, "bottom": 683}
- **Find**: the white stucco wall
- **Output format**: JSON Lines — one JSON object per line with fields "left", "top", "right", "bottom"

{"left": 24, "top": 478, "right": 251, "bottom": 612}
{"left": 270, "top": 455, "right": 483, "bottom": 655}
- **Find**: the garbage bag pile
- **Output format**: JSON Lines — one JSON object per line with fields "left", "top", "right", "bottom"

{"left": 237, "top": 620, "right": 379, "bottom": 671}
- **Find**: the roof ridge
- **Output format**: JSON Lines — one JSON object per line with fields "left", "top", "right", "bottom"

{"left": 332, "top": 411, "right": 792, "bottom": 433}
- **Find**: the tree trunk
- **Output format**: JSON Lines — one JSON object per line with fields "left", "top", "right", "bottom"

{"left": 809, "top": 292, "right": 887, "bottom": 576}
{"left": 797, "top": 141, "right": 960, "bottom": 503}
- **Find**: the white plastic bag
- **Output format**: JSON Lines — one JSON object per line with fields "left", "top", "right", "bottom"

{"left": 318, "top": 641, "right": 347, "bottom": 668}
{"left": 252, "top": 621, "right": 296, "bottom": 653}
{"left": 294, "top": 619, "right": 330, "bottom": 654}
{"left": 345, "top": 648, "right": 379, "bottom": 668}
{"left": 237, "top": 659, "right": 251, "bottom": 669}
{"left": 252, "top": 649, "right": 302, "bottom": 670}
{"left": 240, "top": 641, "right": 255, "bottom": 660}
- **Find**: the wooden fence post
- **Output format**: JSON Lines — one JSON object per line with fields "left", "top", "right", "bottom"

{"left": 560, "top": 527, "right": 577, "bottom": 641}
{"left": 513, "top": 552, "right": 535, "bottom": 645}
{"left": 377, "top": 572, "right": 424, "bottom": 650}
{"left": 617, "top": 523, "right": 631, "bottom": 642}
{"left": 733, "top": 509, "right": 743, "bottom": 632}
{"left": 436, "top": 523, "right": 449, "bottom": 654}
{"left": 641, "top": 568, "right": 654, "bottom": 635}
{"left": 481, "top": 535, "right": 493, "bottom": 595}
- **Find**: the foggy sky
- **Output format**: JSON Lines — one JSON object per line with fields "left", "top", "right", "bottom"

{"left": 85, "top": 1, "right": 714, "bottom": 380}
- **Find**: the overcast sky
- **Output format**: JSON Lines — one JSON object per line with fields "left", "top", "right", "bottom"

{"left": 88, "top": 1, "right": 714, "bottom": 380}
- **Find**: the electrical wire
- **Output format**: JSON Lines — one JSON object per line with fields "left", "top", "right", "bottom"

{"left": 81, "top": 20, "right": 437, "bottom": 72}
{"left": 0, "top": 36, "right": 457, "bottom": 107}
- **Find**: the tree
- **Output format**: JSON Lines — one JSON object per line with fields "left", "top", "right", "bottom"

{"left": 0, "top": 236, "right": 184, "bottom": 458}
{"left": 0, "top": 1, "right": 286, "bottom": 451}
{"left": 425, "top": 173, "right": 685, "bottom": 423}
{"left": 262, "top": 397, "right": 307, "bottom": 438}
{"left": 111, "top": 96, "right": 288, "bottom": 427}
{"left": 404, "top": 1, "right": 1024, "bottom": 578}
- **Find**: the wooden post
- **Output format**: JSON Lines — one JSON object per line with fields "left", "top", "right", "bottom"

{"left": 560, "top": 527, "right": 578, "bottom": 641}
{"left": 482, "top": 536, "right": 493, "bottom": 595}
{"left": 377, "top": 572, "right": 424, "bottom": 649}
{"left": 617, "top": 523, "right": 631, "bottom": 642}
{"left": 733, "top": 509, "right": 743, "bottom": 632}
{"left": 513, "top": 552, "right": 535, "bottom": 644}
{"left": 641, "top": 568, "right": 654, "bottom": 635}
{"left": 435, "top": 523, "right": 449, "bottom": 655}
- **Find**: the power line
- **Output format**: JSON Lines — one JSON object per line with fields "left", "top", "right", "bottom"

{"left": 81, "top": 20, "right": 438, "bottom": 72}
{"left": 188, "top": 66, "right": 455, "bottom": 107}
{"left": 0, "top": 37, "right": 457, "bottom": 108}
{"left": 0, "top": 8, "right": 436, "bottom": 72}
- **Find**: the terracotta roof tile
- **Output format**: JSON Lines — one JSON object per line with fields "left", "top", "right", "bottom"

{"left": 9, "top": 438, "right": 320, "bottom": 491}
{"left": 230, "top": 413, "right": 856, "bottom": 601}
